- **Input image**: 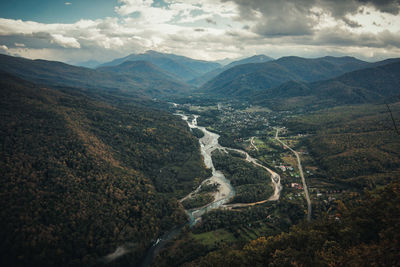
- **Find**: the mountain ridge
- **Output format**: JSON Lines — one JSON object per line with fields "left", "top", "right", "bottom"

{"left": 0, "top": 54, "right": 191, "bottom": 98}
{"left": 189, "top": 54, "right": 274, "bottom": 87}
{"left": 199, "top": 55, "right": 371, "bottom": 97}
{"left": 98, "top": 50, "right": 221, "bottom": 81}
{"left": 253, "top": 60, "right": 400, "bottom": 110}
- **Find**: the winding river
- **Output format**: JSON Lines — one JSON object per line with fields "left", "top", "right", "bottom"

{"left": 179, "top": 114, "right": 236, "bottom": 224}
{"left": 179, "top": 114, "right": 282, "bottom": 217}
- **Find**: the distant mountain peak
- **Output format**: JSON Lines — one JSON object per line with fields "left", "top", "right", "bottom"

{"left": 144, "top": 50, "right": 164, "bottom": 55}
{"left": 248, "top": 54, "right": 273, "bottom": 60}
{"left": 224, "top": 54, "right": 274, "bottom": 69}
{"left": 0, "top": 53, "right": 191, "bottom": 98}
{"left": 98, "top": 50, "right": 221, "bottom": 81}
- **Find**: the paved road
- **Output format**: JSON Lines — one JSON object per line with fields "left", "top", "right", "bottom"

{"left": 221, "top": 147, "right": 282, "bottom": 207}
{"left": 275, "top": 128, "right": 312, "bottom": 221}
{"left": 179, "top": 115, "right": 282, "bottom": 211}
{"left": 250, "top": 137, "right": 259, "bottom": 151}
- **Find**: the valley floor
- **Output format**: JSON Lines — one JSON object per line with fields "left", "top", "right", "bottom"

{"left": 147, "top": 98, "right": 400, "bottom": 266}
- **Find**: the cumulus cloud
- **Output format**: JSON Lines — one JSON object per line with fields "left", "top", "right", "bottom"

{"left": 115, "top": 0, "right": 179, "bottom": 24}
{"left": 115, "top": 0, "right": 238, "bottom": 24}
{"left": 302, "top": 26, "right": 400, "bottom": 49}
{"left": 51, "top": 34, "right": 80, "bottom": 48}
{"left": 115, "top": 0, "right": 153, "bottom": 16}
{"left": 223, "top": 0, "right": 400, "bottom": 36}
{"left": 254, "top": 17, "right": 314, "bottom": 37}
{"left": 357, "top": 0, "right": 400, "bottom": 14}
{"left": 222, "top": 0, "right": 316, "bottom": 36}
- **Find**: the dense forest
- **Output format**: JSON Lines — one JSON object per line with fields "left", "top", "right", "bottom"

{"left": 0, "top": 72, "right": 209, "bottom": 266}
{"left": 287, "top": 103, "right": 400, "bottom": 188}
{"left": 199, "top": 56, "right": 370, "bottom": 97}
{"left": 189, "top": 182, "right": 400, "bottom": 266}
{"left": 153, "top": 200, "right": 305, "bottom": 267}
{"left": 212, "top": 150, "right": 274, "bottom": 203}
{"left": 0, "top": 54, "right": 191, "bottom": 99}
{"left": 253, "top": 61, "right": 400, "bottom": 111}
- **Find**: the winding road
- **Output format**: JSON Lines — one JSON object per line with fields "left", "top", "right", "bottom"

{"left": 274, "top": 128, "right": 312, "bottom": 221}
{"left": 250, "top": 137, "right": 259, "bottom": 151}
{"left": 221, "top": 147, "right": 281, "bottom": 209}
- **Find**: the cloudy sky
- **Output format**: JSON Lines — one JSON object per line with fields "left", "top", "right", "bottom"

{"left": 0, "top": 0, "right": 399, "bottom": 64}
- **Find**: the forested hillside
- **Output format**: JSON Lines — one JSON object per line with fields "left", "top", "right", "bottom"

{"left": 0, "top": 54, "right": 190, "bottom": 98}
{"left": 191, "top": 182, "right": 400, "bottom": 266}
{"left": 0, "top": 72, "right": 209, "bottom": 266}
{"left": 96, "top": 60, "right": 192, "bottom": 97}
{"left": 189, "top": 55, "right": 274, "bottom": 87}
{"left": 212, "top": 150, "right": 274, "bottom": 203}
{"left": 99, "top": 50, "right": 220, "bottom": 81}
{"left": 254, "top": 61, "right": 400, "bottom": 110}
{"left": 199, "top": 56, "right": 369, "bottom": 97}
{"left": 286, "top": 103, "right": 400, "bottom": 188}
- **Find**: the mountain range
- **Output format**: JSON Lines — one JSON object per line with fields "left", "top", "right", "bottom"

{"left": 198, "top": 56, "right": 370, "bottom": 96}
{"left": 0, "top": 54, "right": 191, "bottom": 98}
{"left": 98, "top": 50, "right": 220, "bottom": 82}
{"left": 188, "top": 54, "right": 274, "bottom": 87}
{"left": 247, "top": 59, "right": 400, "bottom": 110}
{"left": 1, "top": 52, "right": 400, "bottom": 110}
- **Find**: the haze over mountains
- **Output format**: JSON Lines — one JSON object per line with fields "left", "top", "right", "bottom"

{"left": 199, "top": 56, "right": 370, "bottom": 96}
{"left": 0, "top": 54, "right": 191, "bottom": 98}
{"left": 98, "top": 50, "right": 220, "bottom": 82}
{"left": 188, "top": 54, "right": 274, "bottom": 87}
{"left": 3, "top": 51, "right": 400, "bottom": 105}
{"left": 1, "top": 51, "right": 400, "bottom": 109}
{"left": 253, "top": 60, "right": 400, "bottom": 110}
